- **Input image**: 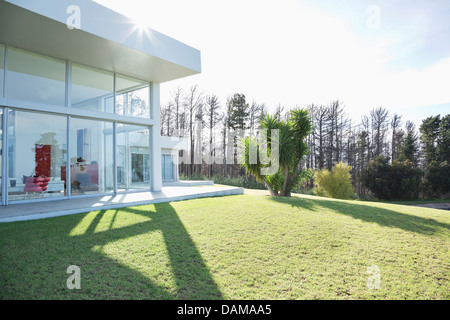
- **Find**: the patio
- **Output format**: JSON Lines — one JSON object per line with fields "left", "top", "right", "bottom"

{"left": 0, "top": 181, "right": 243, "bottom": 222}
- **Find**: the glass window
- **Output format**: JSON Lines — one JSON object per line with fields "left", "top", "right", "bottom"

{"left": 69, "top": 118, "right": 114, "bottom": 195}
{"left": 116, "top": 123, "right": 150, "bottom": 191}
{"left": 7, "top": 110, "right": 67, "bottom": 201}
{"left": 116, "top": 74, "right": 150, "bottom": 118}
{"left": 71, "top": 63, "right": 114, "bottom": 113}
{"left": 161, "top": 154, "right": 174, "bottom": 181}
{"left": 6, "top": 47, "right": 66, "bottom": 105}
{"left": 161, "top": 154, "right": 165, "bottom": 181}
{"left": 165, "top": 155, "right": 174, "bottom": 180}
{"left": 0, "top": 43, "right": 4, "bottom": 98}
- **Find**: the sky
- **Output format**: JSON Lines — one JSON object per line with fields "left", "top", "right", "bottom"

{"left": 93, "top": 0, "right": 450, "bottom": 127}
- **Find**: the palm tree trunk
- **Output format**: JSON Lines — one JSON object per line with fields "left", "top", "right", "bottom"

{"left": 281, "top": 166, "right": 290, "bottom": 196}
{"left": 264, "top": 182, "right": 278, "bottom": 197}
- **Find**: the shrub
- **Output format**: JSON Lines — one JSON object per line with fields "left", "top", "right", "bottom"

{"left": 313, "top": 162, "right": 354, "bottom": 199}
{"left": 361, "top": 155, "right": 422, "bottom": 200}
{"left": 390, "top": 158, "right": 422, "bottom": 199}
{"left": 213, "top": 175, "right": 266, "bottom": 189}
{"left": 266, "top": 172, "right": 284, "bottom": 194}
{"left": 423, "top": 160, "right": 450, "bottom": 198}
{"left": 360, "top": 156, "right": 391, "bottom": 200}
{"left": 290, "top": 186, "right": 315, "bottom": 196}
{"left": 180, "top": 173, "right": 266, "bottom": 190}
{"left": 179, "top": 173, "right": 206, "bottom": 181}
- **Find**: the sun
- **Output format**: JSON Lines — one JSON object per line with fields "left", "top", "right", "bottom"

{"left": 131, "top": 15, "right": 150, "bottom": 31}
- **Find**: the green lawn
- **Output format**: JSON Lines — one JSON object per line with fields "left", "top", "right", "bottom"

{"left": 0, "top": 194, "right": 448, "bottom": 300}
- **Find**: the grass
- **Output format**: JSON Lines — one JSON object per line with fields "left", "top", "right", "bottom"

{"left": 0, "top": 194, "right": 449, "bottom": 300}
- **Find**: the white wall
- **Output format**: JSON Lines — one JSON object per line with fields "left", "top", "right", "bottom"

{"left": 150, "top": 83, "right": 162, "bottom": 191}
{"left": 160, "top": 136, "right": 188, "bottom": 151}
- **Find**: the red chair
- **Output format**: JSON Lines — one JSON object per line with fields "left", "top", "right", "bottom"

{"left": 24, "top": 176, "right": 50, "bottom": 196}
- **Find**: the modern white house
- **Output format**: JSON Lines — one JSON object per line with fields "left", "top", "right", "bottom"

{"left": 0, "top": 0, "right": 200, "bottom": 206}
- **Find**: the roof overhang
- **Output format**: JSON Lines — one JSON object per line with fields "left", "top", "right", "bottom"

{"left": 161, "top": 136, "right": 188, "bottom": 151}
{"left": 0, "top": 0, "right": 201, "bottom": 83}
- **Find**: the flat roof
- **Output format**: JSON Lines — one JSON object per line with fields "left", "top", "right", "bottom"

{"left": 0, "top": 0, "right": 201, "bottom": 83}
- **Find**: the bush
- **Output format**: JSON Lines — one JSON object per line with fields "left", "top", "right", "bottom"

{"left": 391, "top": 159, "right": 422, "bottom": 199}
{"left": 180, "top": 173, "right": 266, "bottom": 190}
{"left": 179, "top": 173, "right": 206, "bottom": 181}
{"left": 213, "top": 175, "right": 266, "bottom": 189}
{"left": 266, "top": 172, "right": 284, "bottom": 194}
{"left": 423, "top": 160, "right": 450, "bottom": 198}
{"left": 361, "top": 155, "right": 422, "bottom": 200}
{"left": 313, "top": 162, "right": 354, "bottom": 199}
{"left": 290, "top": 186, "right": 315, "bottom": 196}
{"left": 360, "top": 156, "right": 391, "bottom": 200}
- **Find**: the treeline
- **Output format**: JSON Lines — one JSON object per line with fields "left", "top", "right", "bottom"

{"left": 161, "top": 85, "right": 267, "bottom": 178}
{"left": 161, "top": 85, "right": 450, "bottom": 199}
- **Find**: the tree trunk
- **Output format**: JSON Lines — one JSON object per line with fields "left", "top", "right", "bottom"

{"left": 264, "top": 182, "right": 279, "bottom": 197}
{"left": 280, "top": 166, "right": 291, "bottom": 197}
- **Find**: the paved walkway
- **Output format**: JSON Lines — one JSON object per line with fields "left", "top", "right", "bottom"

{"left": 0, "top": 182, "right": 243, "bottom": 223}
{"left": 410, "top": 203, "right": 450, "bottom": 210}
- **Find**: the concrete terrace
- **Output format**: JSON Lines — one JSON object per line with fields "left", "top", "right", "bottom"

{"left": 0, "top": 181, "right": 243, "bottom": 223}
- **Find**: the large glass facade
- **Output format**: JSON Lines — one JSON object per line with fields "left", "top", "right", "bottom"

{"left": 71, "top": 63, "right": 114, "bottom": 113}
{"left": 116, "top": 74, "right": 150, "bottom": 118}
{"left": 0, "top": 45, "right": 156, "bottom": 205}
{"left": 1, "top": 44, "right": 151, "bottom": 118}
{"left": 117, "top": 124, "right": 150, "bottom": 191}
{"left": 6, "top": 47, "right": 66, "bottom": 106}
{"left": 69, "top": 118, "right": 114, "bottom": 196}
{"left": 7, "top": 110, "right": 67, "bottom": 201}
{"left": 0, "top": 43, "right": 4, "bottom": 98}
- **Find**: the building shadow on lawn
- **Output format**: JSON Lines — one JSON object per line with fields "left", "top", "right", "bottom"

{"left": 69, "top": 203, "right": 223, "bottom": 299}
{"left": 270, "top": 196, "right": 450, "bottom": 235}
{"left": 2, "top": 203, "right": 223, "bottom": 300}
{"left": 120, "top": 204, "right": 224, "bottom": 299}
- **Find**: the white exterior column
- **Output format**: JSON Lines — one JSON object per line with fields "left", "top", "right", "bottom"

{"left": 151, "top": 83, "right": 162, "bottom": 191}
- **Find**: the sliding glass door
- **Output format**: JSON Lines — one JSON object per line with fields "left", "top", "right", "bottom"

{"left": 7, "top": 110, "right": 67, "bottom": 201}
{"left": 116, "top": 123, "right": 150, "bottom": 192}
{"left": 161, "top": 154, "right": 175, "bottom": 181}
{"left": 69, "top": 118, "right": 114, "bottom": 196}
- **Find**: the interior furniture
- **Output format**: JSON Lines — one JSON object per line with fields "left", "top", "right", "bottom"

{"left": 75, "top": 173, "right": 98, "bottom": 192}
{"left": 23, "top": 176, "right": 50, "bottom": 195}
{"left": 61, "top": 163, "right": 99, "bottom": 193}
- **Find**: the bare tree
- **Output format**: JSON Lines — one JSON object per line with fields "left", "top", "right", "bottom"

{"left": 325, "top": 100, "right": 344, "bottom": 169}
{"left": 391, "top": 113, "right": 403, "bottom": 161}
{"left": 248, "top": 101, "right": 266, "bottom": 135}
{"left": 204, "top": 94, "right": 222, "bottom": 177}
{"left": 370, "top": 107, "right": 389, "bottom": 158}
{"left": 313, "top": 105, "right": 328, "bottom": 169}
{"left": 171, "top": 87, "right": 184, "bottom": 137}
{"left": 184, "top": 85, "right": 204, "bottom": 176}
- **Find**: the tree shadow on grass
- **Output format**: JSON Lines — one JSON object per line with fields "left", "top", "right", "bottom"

{"left": 0, "top": 203, "right": 223, "bottom": 300}
{"left": 269, "top": 196, "right": 450, "bottom": 235}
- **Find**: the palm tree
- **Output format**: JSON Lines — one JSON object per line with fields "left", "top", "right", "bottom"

{"left": 240, "top": 108, "right": 313, "bottom": 196}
